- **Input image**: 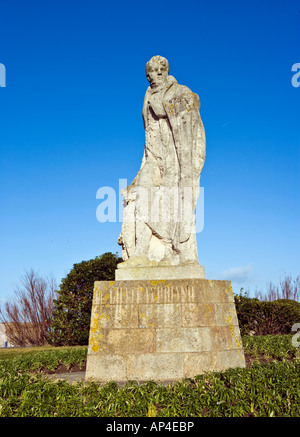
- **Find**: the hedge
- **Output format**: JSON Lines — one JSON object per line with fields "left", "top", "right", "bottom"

{"left": 234, "top": 295, "right": 300, "bottom": 336}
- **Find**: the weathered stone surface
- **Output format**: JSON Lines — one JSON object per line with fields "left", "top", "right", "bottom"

{"left": 127, "top": 353, "right": 184, "bottom": 381}
{"left": 117, "top": 56, "right": 206, "bottom": 269}
{"left": 182, "top": 302, "right": 216, "bottom": 327}
{"left": 85, "top": 279, "right": 246, "bottom": 382}
{"left": 115, "top": 264, "right": 205, "bottom": 280}
{"left": 216, "top": 349, "right": 246, "bottom": 370}
{"left": 157, "top": 327, "right": 214, "bottom": 353}
{"left": 214, "top": 302, "right": 239, "bottom": 326}
{"left": 85, "top": 354, "right": 127, "bottom": 381}
{"left": 106, "top": 328, "right": 156, "bottom": 354}
{"left": 212, "top": 326, "right": 235, "bottom": 350}
{"left": 183, "top": 352, "right": 218, "bottom": 376}
{"left": 89, "top": 304, "right": 139, "bottom": 330}
{"left": 91, "top": 279, "right": 234, "bottom": 306}
{"left": 139, "top": 303, "right": 181, "bottom": 328}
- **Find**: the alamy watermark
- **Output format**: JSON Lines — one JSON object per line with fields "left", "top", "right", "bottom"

{"left": 0, "top": 63, "right": 6, "bottom": 87}
{"left": 291, "top": 63, "right": 300, "bottom": 88}
{"left": 96, "top": 178, "right": 205, "bottom": 233}
{"left": 292, "top": 323, "right": 300, "bottom": 348}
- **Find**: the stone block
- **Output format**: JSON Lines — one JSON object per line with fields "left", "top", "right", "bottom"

{"left": 183, "top": 351, "right": 219, "bottom": 377}
{"left": 85, "top": 278, "right": 245, "bottom": 382}
{"left": 216, "top": 349, "right": 246, "bottom": 370}
{"left": 203, "top": 280, "right": 235, "bottom": 303}
{"left": 212, "top": 326, "right": 234, "bottom": 350}
{"left": 214, "top": 302, "right": 239, "bottom": 326}
{"left": 115, "top": 264, "right": 205, "bottom": 280}
{"left": 85, "top": 354, "right": 127, "bottom": 381}
{"left": 90, "top": 304, "right": 139, "bottom": 330}
{"left": 182, "top": 302, "right": 216, "bottom": 327}
{"left": 90, "top": 279, "right": 234, "bottom": 306}
{"left": 139, "top": 303, "right": 181, "bottom": 328}
{"left": 228, "top": 324, "right": 244, "bottom": 349}
{"left": 106, "top": 328, "right": 156, "bottom": 354}
{"left": 127, "top": 353, "right": 184, "bottom": 381}
{"left": 156, "top": 327, "right": 213, "bottom": 353}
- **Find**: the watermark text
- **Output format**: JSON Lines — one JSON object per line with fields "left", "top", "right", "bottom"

{"left": 0, "top": 63, "right": 6, "bottom": 87}
{"left": 291, "top": 63, "right": 300, "bottom": 88}
{"left": 292, "top": 323, "right": 300, "bottom": 347}
{"left": 96, "top": 179, "right": 204, "bottom": 233}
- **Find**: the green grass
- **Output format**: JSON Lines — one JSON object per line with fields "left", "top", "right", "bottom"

{"left": 0, "top": 344, "right": 87, "bottom": 361}
{"left": 0, "top": 336, "right": 299, "bottom": 417}
{"left": 0, "top": 345, "right": 87, "bottom": 372}
{"left": 243, "top": 334, "right": 300, "bottom": 361}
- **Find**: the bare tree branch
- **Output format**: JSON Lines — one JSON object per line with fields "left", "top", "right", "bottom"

{"left": 0, "top": 269, "right": 56, "bottom": 346}
{"left": 257, "top": 275, "right": 300, "bottom": 302}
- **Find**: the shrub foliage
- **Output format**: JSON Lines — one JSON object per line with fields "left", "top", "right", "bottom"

{"left": 234, "top": 292, "right": 300, "bottom": 336}
{"left": 48, "top": 252, "right": 122, "bottom": 346}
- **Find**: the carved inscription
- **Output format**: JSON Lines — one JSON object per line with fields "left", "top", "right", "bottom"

{"left": 94, "top": 283, "right": 196, "bottom": 305}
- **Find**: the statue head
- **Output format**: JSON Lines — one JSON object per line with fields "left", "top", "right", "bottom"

{"left": 146, "top": 55, "right": 169, "bottom": 87}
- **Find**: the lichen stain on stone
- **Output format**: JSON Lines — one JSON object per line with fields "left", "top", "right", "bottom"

{"left": 225, "top": 284, "right": 234, "bottom": 298}
{"left": 104, "top": 293, "right": 110, "bottom": 304}
{"left": 89, "top": 322, "right": 100, "bottom": 352}
{"left": 90, "top": 338, "right": 99, "bottom": 353}
{"left": 88, "top": 309, "right": 109, "bottom": 352}
{"left": 139, "top": 312, "right": 154, "bottom": 328}
{"left": 99, "top": 312, "right": 111, "bottom": 325}
{"left": 151, "top": 280, "right": 166, "bottom": 287}
{"left": 225, "top": 314, "right": 241, "bottom": 348}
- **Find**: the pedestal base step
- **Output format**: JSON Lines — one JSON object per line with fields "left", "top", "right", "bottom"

{"left": 115, "top": 264, "right": 205, "bottom": 280}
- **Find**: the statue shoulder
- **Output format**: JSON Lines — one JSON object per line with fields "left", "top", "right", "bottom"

{"left": 164, "top": 82, "right": 200, "bottom": 111}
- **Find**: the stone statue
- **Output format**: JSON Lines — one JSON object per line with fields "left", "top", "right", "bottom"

{"left": 118, "top": 56, "right": 206, "bottom": 269}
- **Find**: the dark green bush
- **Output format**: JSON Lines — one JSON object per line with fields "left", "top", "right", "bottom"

{"left": 48, "top": 252, "right": 122, "bottom": 346}
{"left": 234, "top": 294, "right": 300, "bottom": 336}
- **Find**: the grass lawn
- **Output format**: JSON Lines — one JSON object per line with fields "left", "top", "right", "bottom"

{"left": 0, "top": 335, "right": 299, "bottom": 417}
{"left": 0, "top": 344, "right": 87, "bottom": 361}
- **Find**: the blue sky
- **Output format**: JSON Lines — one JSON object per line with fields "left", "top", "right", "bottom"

{"left": 0, "top": 0, "right": 299, "bottom": 300}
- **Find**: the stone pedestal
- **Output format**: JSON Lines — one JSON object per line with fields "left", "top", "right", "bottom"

{"left": 85, "top": 278, "right": 246, "bottom": 382}
{"left": 115, "top": 264, "right": 205, "bottom": 281}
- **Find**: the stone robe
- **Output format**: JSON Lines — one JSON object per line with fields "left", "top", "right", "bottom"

{"left": 119, "top": 75, "right": 206, "bottom": 266}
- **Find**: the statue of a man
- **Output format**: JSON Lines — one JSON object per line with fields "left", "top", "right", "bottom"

{"left": 118, "top": 55, "right": 206, "bottom": 268}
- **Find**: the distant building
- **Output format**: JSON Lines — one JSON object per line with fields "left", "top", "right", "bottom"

{"left": 0, "top": 323, "right": 14, "bottom": 348}
{"left": 0, "top": 322, "right": 47, "bottom": 347}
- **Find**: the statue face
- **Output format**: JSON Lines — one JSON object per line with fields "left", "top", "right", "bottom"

{"left": 147, "top": 62, "right": 168, "bottom": 87}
